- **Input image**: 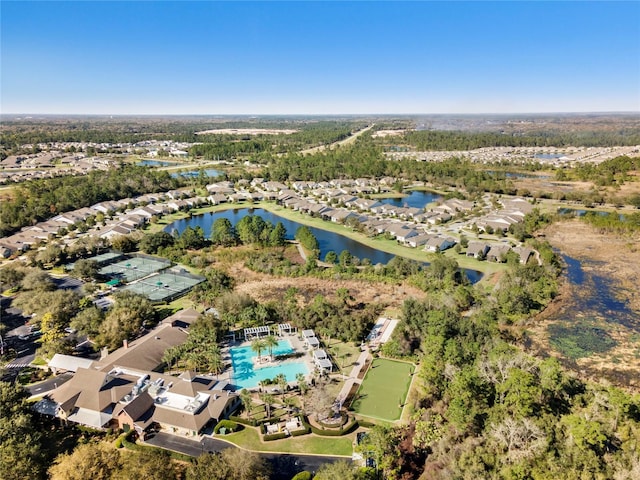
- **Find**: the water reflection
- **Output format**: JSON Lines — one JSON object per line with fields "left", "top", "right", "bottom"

{"left": 164, "top": 207, "right": 482, "bottom": 283}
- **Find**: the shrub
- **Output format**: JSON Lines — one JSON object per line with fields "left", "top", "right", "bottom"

{"left": 229, "top": 415, "right": 257, "bottom": 427}
{"left": 114, "top": 433, "right": 127, "bottom": 448}
{"left": 214, "top": 420, "right": 241, "bottom": 434}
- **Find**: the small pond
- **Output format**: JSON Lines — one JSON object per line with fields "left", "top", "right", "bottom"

{"left": 170, "top": 169, "right": 224, "bottom": 178}
{"left": 137, "top": 160, "right": 178, "bottom": 167}
{"left": 378, "top": 190, "right": 441, "bottom": 209}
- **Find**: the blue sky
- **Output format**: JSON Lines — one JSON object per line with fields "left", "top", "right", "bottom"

{"left": 2, "top": 1, "right": 639, "bottom": 114}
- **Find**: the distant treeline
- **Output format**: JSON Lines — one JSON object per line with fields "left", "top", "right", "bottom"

{"left": 266, "top": 138, "right": 515, "bottom": 193}
{"left": 0, "top": 166, "right": 180, "bottom": 237}
{"left": 398, "top": 130, "right": 640, "bottom": 150}
{"left": 0, "top": 119, "right": 360, "bottom": 158}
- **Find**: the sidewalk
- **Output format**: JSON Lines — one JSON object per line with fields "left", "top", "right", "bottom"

{"left": 335, "top": 347, "right": 370, "bottom": 406}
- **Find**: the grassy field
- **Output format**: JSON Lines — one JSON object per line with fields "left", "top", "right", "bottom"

{"left": 222, "top": 427, "right": 354, "bottom": 456}
{"left": 325, "top": 340, "right": 362, "bottom": 375}
{"left": 351, "top": 358, "right": 414, "bottom": 422}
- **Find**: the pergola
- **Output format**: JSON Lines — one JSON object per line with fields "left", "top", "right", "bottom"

{"left": 243, "top": 326, "right": 270, "bottom": 341}
{"left": 313, "top": 349, "right": 333, "bottom": 372}
{"left": 302, "top": 329, "right": 316, "bottom": 339}
{"left": 277, "top": 323, "right": 294, "bottom": 335}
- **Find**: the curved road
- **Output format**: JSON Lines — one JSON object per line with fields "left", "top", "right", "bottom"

{"left": 145, "top": 432, "right": 348, "bottom": 478}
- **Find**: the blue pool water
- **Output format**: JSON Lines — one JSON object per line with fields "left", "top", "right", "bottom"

{"left": 229, "top": 339, "right": 309, "bottom": 389}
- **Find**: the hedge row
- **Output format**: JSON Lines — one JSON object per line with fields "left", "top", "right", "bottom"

{"left": 214, "top": 420, "right": 242, "bottom": 435}
{"left": 263, "top": 432, "right": 288, "bottom": 441}
{"left": 229, "top": 415, "right": 257, "bottom": 427}
{"left": 300, "top": 416, "right": 359, "bottom": 437}
{"left": 357, "top": 419, "right": 376, "bottom": 428}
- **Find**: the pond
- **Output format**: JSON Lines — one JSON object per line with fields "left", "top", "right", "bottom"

{"left": 557, "top": 208, "right": 628, "bottom": 221}
{"left": 137, "top": 160, "right": 178, "bottom": 167}
{"left": 164, "top": 207, "right": 483, "bottom": 283}
{"left": 166, "top": 208, "right": 398, "bottom": 265}
{"left": 170, "top": 169, "right": 224, "bottom": 179}
{"left": 378, "top": 190, "right": 441, "bottom": 209}
{"left": 486, "top": 171, "right": 552, "bottom": 180}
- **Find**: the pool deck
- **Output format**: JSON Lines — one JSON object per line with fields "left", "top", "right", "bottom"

{"left": 221, "top": 333, "right": 316, "bottom": 391}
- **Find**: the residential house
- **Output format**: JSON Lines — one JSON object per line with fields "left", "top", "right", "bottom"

{"left": 466, "top": 241, "right": 490, "bottom": 259}
{"left": 486, "top": 244, "right": 512, "bottom": 262}
{"left": 425, "top": 236, "right": 457, "bottom": 253}
{"left": 512, "top": 246, "right": 535, "bottom": 264}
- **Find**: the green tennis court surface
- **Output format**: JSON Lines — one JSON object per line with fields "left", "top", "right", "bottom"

{"left": 98, "top": 256, "right": 170, "bottom": 283}
{"left": 123, "top": 272, "right": 203, "bottom": 301}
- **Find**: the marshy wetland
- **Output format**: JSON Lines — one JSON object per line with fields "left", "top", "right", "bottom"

{"left": 529, "top": 220, "right": 640, "bottom": 389}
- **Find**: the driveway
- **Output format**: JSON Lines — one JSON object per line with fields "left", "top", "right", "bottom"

{"left": 144, "top": 432, "right": 347, "bottom": 478}
{"left": 145, "top": 432, "right": 231, "bottom": 457}
{"left": 27, "top": 372, "right": 73, "bottom": 397}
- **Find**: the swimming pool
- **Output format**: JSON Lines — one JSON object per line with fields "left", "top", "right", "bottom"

{"left": 229, "top": 339, "right": 309, "bottom": 389}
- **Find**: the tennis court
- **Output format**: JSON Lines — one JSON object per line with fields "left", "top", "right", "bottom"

{"left": 98, "top": 256, "right": 170, "bottom": 283}
{"left": 122, "top": 272, "right": 203, "bottom": 302}
{"left": 88, "top": 251, "right": 125, "bottom": 266}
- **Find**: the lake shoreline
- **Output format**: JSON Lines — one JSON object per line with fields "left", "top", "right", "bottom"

{"left": 151, "top": 200, "right": 505, "bottom": 280}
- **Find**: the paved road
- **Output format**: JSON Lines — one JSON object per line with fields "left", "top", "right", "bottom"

{"left": 144, "top": 432, "right": 347, "bottom": 478}
{"left": 27, "top": 372, "right": 73, "bottom": 397}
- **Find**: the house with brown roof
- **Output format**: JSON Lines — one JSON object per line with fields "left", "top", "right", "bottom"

{"left": 466, "top": 241, "right": 490, "bottom": 259}
{"left": 425, "top": 236, "right": 457, "bottom": 253}
{"left": 44, "top": 366, "right": 239, "bottom": 436}
{"left": 37, "top": 308, "right": 239, "bottom": 436}
{"left": 486, "top": 243, "right": 512, "bottom": 262}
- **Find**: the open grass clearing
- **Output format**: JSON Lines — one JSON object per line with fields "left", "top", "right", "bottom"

{"left": 324, "top": 340, "right": 362, "bottom": 374}
{"left": 351, "top": 357, "right": 414, "bottom": 422}
{"left": 222, "top": 426, "right": 354, "bottom": 456}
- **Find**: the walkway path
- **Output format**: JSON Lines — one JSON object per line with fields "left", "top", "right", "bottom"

{"left": 335, "top": 346, "right": 371, "bottom": 408}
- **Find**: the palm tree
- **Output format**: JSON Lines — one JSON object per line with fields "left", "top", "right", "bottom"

{"left": 296, "top": 373, "right": 308, "bottom": 411}
{"left": 295, "top": 373, "right": 309, "bottom": 395}
{"left": 205, "top": 347, "right": 224, "bottom": 375}
{"left": 260, "top": 393, "right": 275, "bottom": 420}
{"left": 264, "top": 335, "right": 279, "bottom": 361}
{"left": 275, "top": 373, "right": 287, "bottom": 400}
{"left": 251, "top": 338, "right": 266, "bottom": 362}
{"left": 239, "top": 388, "right": 253, "bottom": 416}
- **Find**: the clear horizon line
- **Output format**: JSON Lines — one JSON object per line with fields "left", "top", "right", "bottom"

{"left": 3, "top": 110, "right": 640, "bottom": 117}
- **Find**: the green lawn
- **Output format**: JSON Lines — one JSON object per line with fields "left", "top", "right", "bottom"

{"left": 222, "top": 427, "right": 354, "bottom": 456}
{"left": 325, "top": 340, "right": 361, "bottom": 374}
{"left": 351, "top": 358, "right": 414, "bottom": 422}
